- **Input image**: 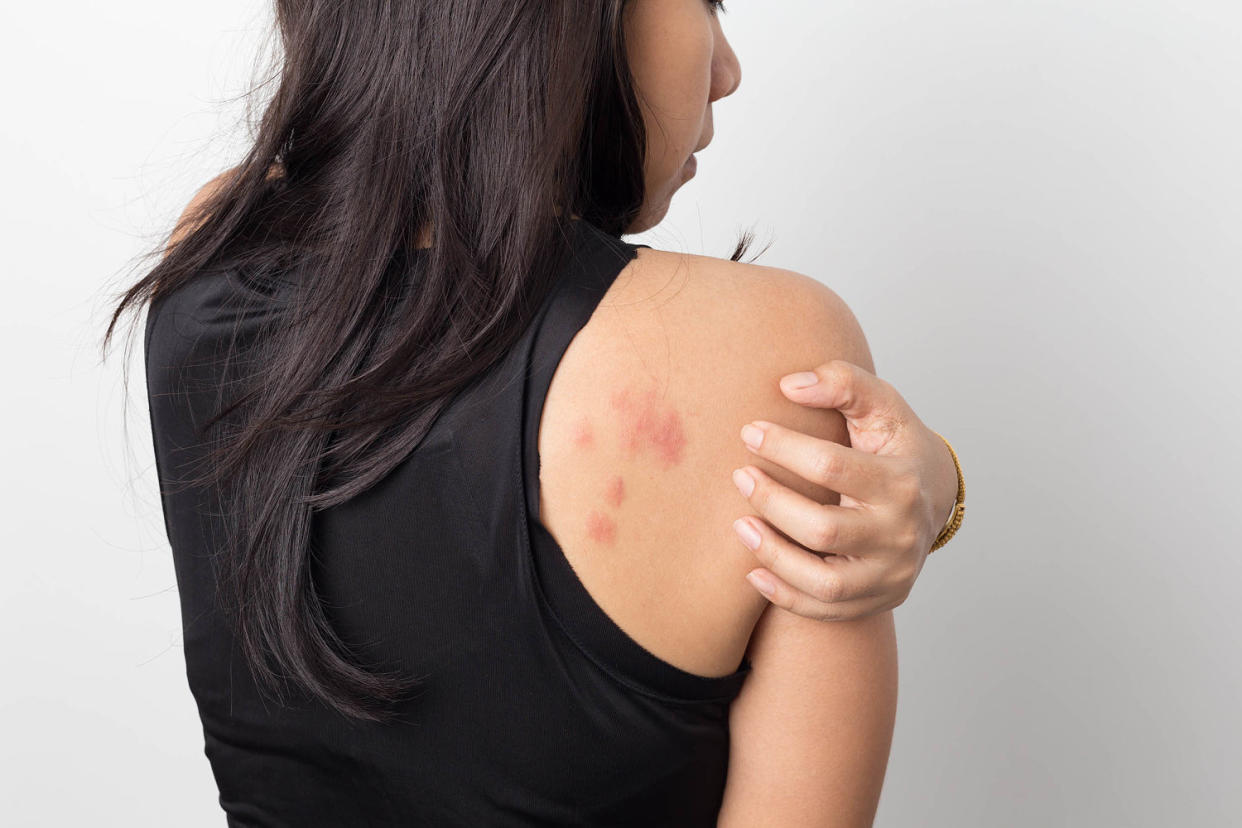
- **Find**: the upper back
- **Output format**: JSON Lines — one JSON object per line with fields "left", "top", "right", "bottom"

{"left": 536, "top": 242, "right": 873, "bottom": 680}
{"left": 144, "top": 216, "right": 871, "bottom": 825}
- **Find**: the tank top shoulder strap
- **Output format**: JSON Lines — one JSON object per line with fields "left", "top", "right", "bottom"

{"left": 521, "top": 218, "right": 648, "bottom": 520}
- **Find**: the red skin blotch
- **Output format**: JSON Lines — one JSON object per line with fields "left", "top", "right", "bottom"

{"left": 586, "top": 510, "right": 616, "bottom": 545}
{"left": 605, "top": 475, "right": 625, "bottom": 507}
{"left": 609, "top": 387, "right": 686, "bottom": 468}
{"left": 572, "top": 418, "right": 595, "bottom": 449}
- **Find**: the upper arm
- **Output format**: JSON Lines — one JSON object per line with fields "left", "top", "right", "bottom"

{"left": 719, "top": 605, "right": 898, "bottom": 827}
{"left": 713, "top": 266, "right": 897, "bottom": 827}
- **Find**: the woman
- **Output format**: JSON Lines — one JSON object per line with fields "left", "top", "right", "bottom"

{"left": 107, "top": 1, "right": 964, "bottom": 825}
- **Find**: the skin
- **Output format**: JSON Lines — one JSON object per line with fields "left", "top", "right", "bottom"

{"left": 605, "top": 475, "right": 626, "bottom": 507}
{"left": 571, "top": 418, "right": 595, "bottom": 449}
{"left": 610, "top": 386, "right": 688, "bottom": 467}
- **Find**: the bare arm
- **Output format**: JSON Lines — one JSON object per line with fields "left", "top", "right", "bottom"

{"left": 717, "top": 606, "right": 898, "bottom": 827}
{"left": 717, "top": 271, "right": 899, "bottom": 827}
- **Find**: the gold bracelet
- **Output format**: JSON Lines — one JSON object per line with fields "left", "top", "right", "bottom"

{"left": 928, "top": 432, "right": 964, "bottom": 554}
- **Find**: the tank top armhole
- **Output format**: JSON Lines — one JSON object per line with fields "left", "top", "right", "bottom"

{"left": 518, "top": 220, "right": 752, "bottom": 705}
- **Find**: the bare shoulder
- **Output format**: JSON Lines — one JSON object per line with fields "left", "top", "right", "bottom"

{"left": 604, "top": 246, "right": 871, "bottom": 371}
{"left": 167, "top": 168, "right": 240, "bottom": 251}
{"left": 536, "top": 244, "right": 876, "bottom": 680}
{"left": 167, "top": 164, "right": 283, "bottom": 251}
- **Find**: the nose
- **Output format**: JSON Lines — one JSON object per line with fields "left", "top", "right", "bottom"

{"left": 710, "top": 32, "right": 742, "bottom": 102}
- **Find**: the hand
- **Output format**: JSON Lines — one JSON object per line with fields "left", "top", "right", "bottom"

{"left": 733, "top": 360, "right": 959, "bottom": 620}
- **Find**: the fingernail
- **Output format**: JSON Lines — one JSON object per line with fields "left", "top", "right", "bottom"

{"left": 746, "top": 570, "right": 776, "bottom": 596}
{"left": 740, "top": 423, "right": 765, "bottom": 451}
{"left": 732, "top": 468, "right": 755, "bottom": 498}
{"left": 782, "top": 372, "right": 819, "bottom": 390}
{"left": 733, "top": 518, "right": 761, "bottom": 550}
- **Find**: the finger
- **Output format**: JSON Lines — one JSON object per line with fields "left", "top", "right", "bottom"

{"left": 745, "top": 571, "right": 904, "bottom": 620}
{"left": 779, "top": 360, "right": 912, "bottom": 455}
{"left": 733, "top": 514, "right": 880, "bottom": 607}
{"left": 740, "top": 419, "right": 892, "bottom": 504}
{"left": 733, "top": 464, "right": 871, "bottom": 554}
{"left": 747, "top": 566, "right": 899, "bottom": 621}
{"left": 745, "top": 566, "right": 841, "bottom": 620}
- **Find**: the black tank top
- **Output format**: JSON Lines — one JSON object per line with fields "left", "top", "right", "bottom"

{"left": 144, "top": 217, "right": 753, "bottom": 826}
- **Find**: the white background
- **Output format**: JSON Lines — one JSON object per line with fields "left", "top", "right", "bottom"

{"left": 3, "top": 0, "right": 1240, "bottom": 824}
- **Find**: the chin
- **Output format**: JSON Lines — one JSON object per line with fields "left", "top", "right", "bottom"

{"left": 624, "top": 191, "right": 677, "bottom": 235}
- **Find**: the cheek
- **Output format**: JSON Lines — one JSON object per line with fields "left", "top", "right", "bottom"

{"left": 641, "top": 77, "right": 711, "bottom": 185}
{"left": 661, "top": 30, "right": 714, "bottom": 113}
{"left": 627, "top": 14, "right": 714, "bottom": 168}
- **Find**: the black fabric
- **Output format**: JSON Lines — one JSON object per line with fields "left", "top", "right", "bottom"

{"left": 145, "top": 217, "right": 753, "bottom": 827}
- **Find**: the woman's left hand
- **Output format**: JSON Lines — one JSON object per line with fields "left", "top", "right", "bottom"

{"left": 733, "top": 360, "right": 959, "bottom": 621}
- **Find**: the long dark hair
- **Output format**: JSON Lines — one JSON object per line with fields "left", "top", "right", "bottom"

{"left": 103, "top": 0, "right": 759, "bottom": 722}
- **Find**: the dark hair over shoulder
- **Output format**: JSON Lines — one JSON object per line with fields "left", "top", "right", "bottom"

{"left": 102, "top": 0, "right": 755, "bottom": 722}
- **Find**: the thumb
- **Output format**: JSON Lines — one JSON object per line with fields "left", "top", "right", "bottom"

{"left": 779, "top": 360, "right": 912, "bottom": 455}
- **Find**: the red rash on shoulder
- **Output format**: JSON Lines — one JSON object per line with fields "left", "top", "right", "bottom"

{"left": 608, "top": 387, "right": 686, "bottom": 468}
{"left": 571, "top": 418, "right": 595, "bottom": 449}
{"left": 605, "top": 475, "right": 625, "bottom": 507}
{"left": 586, "top": 510, "right": 616, "bottom": 545}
